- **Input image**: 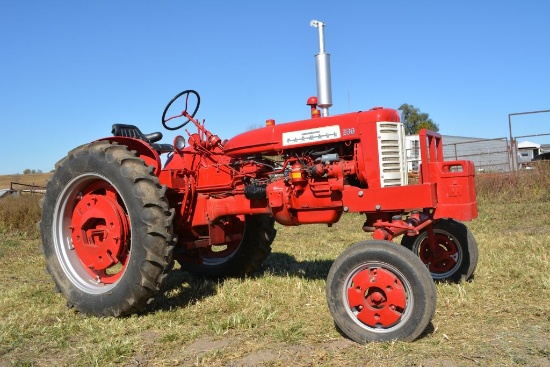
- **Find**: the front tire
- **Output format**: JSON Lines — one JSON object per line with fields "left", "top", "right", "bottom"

{"left": 39, "top": 141, "right": 175, "bottom": 316}
{"left": 326, "top": 240, "right": 436, "bottom": 343}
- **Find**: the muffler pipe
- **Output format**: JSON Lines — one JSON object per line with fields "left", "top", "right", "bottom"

{"left": 310, "top": 20, "right": 333, "bottom": 117}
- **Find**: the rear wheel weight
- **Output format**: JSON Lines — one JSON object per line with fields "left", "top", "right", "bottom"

{"left": 401, "top": 219, "right": 478, "bottom": 282}
{"left": 40, "top": 141, "right": 174, "bottom": 316}
{"left": 326, "top": 240, "right": 436, "bottom": 343}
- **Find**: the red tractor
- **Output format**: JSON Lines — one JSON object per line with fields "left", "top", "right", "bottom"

{"left": 40, "top": 21, "right": 478, "bottom": 343}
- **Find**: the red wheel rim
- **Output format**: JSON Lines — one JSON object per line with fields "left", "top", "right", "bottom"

{"left": 346, "top": 267, "right": 407, "bottom": 328}
{"left": 418, "top": 233, "right": 460, "bottom": 274}
{"left": 69, "top": 181, "right": 130, "bottom": 284}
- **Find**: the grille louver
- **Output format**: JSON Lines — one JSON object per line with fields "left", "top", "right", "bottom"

{"left": 377, "top": 122, "right": 408, "bottom": 187}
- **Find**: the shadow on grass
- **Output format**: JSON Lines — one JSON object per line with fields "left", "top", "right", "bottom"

{"left": 149, "top": 253, "right": 436, "bottom": 341}
{"left": 151, "top": 270, "right": 218, "bottom": 312}
{"left": 260, "top": 252, "right": 333, "bottom": 280}
{"left": 151, "top": 252, "right": 334, "bottom": 312}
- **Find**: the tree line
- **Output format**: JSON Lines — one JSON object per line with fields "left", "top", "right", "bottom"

{"left": 23, "top": 169, "right": 43, "bottom": 174}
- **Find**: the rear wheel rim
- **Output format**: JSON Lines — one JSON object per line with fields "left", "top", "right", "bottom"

{"left": 198, "top": 217, "right": 245, "bottom": 266}
{"left": 53, "top": 174, "right": 131, "bottom": 294}
{"left": 344, "top": 262, "right": 413, "bottom": 334}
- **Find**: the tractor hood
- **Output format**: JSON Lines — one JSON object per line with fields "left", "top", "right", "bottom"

{"left": 223, "top": 108, "right": 400, "bottom": 157}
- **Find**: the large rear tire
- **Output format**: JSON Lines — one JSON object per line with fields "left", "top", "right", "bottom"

{"left": 39, "top": 141, "right": 175, "bottom": 316}
{"left": 178, "top": 214, "right": 276, "bottom": 278}
{"left": 326, "top": 240, "right": 436, "bottom": 343}
{"left": 401, "top": 219, "right": 478, "bottom": 282}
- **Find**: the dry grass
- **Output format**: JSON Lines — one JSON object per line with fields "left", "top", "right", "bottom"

{"left": 475, "top": 162, "right": 550, "bottom": 204}
{"left": 0, "top": 170, "right": 549, "bottom": 366}
{"left": 0, "top": 195, "right": 41, "bottom": 239}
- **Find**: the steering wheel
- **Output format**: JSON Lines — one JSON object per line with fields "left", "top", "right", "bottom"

{"left": 161, "top": 90, "right": 201, "bottom": 131}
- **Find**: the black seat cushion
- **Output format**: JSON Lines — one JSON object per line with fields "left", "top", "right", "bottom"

{"left": 112, "top": 124, "right": 173, "bottom": 153}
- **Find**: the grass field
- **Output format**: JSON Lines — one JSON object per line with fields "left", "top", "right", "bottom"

{"left": 0, "top": 170, "right": 549, "bottom": 366}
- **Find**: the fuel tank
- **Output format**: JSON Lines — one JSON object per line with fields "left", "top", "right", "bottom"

{"left": 223, "top": 108, "right": 400, "bottom": 157}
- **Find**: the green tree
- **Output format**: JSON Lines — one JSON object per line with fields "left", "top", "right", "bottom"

{"left": 398, "top": 103, "right": 439, "bottom": 135}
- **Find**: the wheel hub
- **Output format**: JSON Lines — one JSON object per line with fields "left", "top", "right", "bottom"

{"left": 347, "top": 267, "right": 406, "bottom": 328}
{"left": 70, "top": 193, "right": 129, "bottom": 275}
{"left": 420, "top": 234, "right": 459, "bottom": 273}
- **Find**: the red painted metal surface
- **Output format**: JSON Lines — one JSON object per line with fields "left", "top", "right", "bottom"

{"left": 418, "top": 129, "right": 478, "bottom": 220}
{"left": 69, "top": 181, "right": 130, "bottom": 283}
{"left": 223, "top": 108, "right": 400, "bottom": 156}
{"left": 347, "top": 267, "right": 406, "bottom": 327}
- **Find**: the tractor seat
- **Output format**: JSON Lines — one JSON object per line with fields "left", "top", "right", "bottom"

{"left": 112, "top": 124, "right": 173, "bottom": 153}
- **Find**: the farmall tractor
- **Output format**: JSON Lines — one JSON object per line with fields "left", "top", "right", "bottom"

{"left": 40, "top": 21, "right": 478, "bottom": 343}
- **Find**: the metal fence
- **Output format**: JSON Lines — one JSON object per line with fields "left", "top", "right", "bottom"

{"left": 407, "top": 132, "right": 550, "bottom": 173}
{"left": 4, "top": 182, "right": 47, "bottom": 196}
{"left": 406, "top": 135, "right": 513, "bottom": 173}
{"left": 442, "top": 136, "right": 511, "bottom": 172}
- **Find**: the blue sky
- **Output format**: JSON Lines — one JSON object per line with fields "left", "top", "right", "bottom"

{"left": 0, "top": 1, "right": 548, "bottom": 174}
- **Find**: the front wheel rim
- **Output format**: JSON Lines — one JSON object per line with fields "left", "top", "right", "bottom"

{"left": 344, "top": 262, "right": 413, "bottom": 334}
{"left": 53, "top": 174, "right": 131, "bottom": 294}
{"left": 416, "top": 231, "right": 462, "bottom": 279}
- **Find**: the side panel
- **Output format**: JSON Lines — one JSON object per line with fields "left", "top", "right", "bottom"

{"left": 342, "top": 184, "right": 438, "bottom": 213}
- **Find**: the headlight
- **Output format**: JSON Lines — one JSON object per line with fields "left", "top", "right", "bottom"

{"left": 174, "top": 135, "right": 186, "bottom": 152}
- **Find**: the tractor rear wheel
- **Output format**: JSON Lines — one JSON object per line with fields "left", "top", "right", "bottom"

{"left": 178, "top": 215, "right": 276, "bottom": 278}
{"left": 401, "top": 219, "right": 478, "bottom": 282}
{"left": 326, "top": 240, "right": 436, "bottom": 343}
{"left": 39, "top": 141, "right": 175, "bottom": 316}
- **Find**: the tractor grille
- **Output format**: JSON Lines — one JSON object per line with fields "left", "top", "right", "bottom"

{"left": 377, "top": 122, "right": 408, "bottom": 187}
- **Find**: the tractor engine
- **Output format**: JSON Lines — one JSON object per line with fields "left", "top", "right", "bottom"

{"left": 224, "top": 106, "right": 407, "bottom": 226}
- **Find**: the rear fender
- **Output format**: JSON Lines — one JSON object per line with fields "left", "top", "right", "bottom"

{"left": 97, "top": 137, "right": 162, "bottom": 175}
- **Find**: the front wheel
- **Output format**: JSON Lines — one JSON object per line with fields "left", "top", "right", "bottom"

{"left": 326, "top": 240, "right": 436, "bottom": 343}
{"left": 401, "top": 219, "right": 478, "bottom": 282}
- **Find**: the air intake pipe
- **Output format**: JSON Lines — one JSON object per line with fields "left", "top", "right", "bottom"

{"left": 310, "top": 20, "right": 333, "bottom": 117}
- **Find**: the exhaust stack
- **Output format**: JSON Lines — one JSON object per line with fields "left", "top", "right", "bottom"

{"left": 310, "top": 20, "right": 333, "bottom": 117}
